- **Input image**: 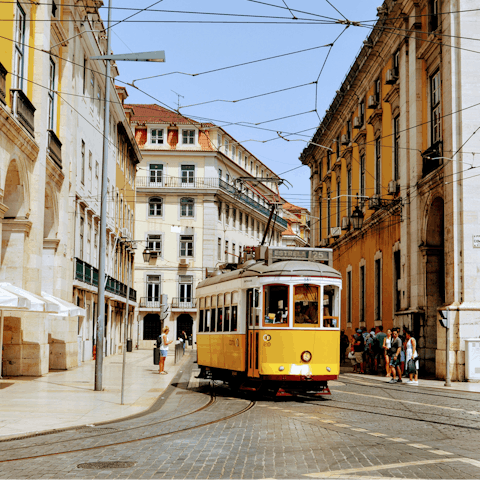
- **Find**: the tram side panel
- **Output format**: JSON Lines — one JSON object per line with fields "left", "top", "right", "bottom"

{"left": 258, "top": 330, "right": 340, "bottom": 377}
{"left": 197, "top": 333, "right": 246, "bottom": 372}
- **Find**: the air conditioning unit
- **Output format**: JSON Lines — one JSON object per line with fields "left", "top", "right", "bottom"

{"left": 367, "top": 95, "right": 378, "bottom": 109}
{"left": 341, "top": 134, "right": 350, "bottom": 146}
{"left": 341, "top": 216, "right": 350, "bottom": 230}
{"left": 330, "top": 227, "right": 341, "bottom": 237}
{"left": 388, "top": 180, "right": 399, "bottom": 195}
{"left": 368, "top": 195, "right": 382, "bottom": 210}
{"left": 353, "top": 116, "right": 362, "bottom": 129}
{"left": 385, "top": 68, "right": 398, "bottom": 85}
{"left": 179, "top": 258, "right": 188, "bottom": 265}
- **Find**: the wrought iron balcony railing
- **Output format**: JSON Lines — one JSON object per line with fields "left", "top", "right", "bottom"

{"left": 172, "top": 298, "right": 197, "bottom": 309}
{"left": 0, "top": 62, "right": 6, "bottom": 105}
{"left": 10, "top": 89, "right": 35, "bottom": 137}
{"left": 47, "top": 129, "right": 62, "bottom": 169}
{"left": 139, "top": 297, "right": 162, "bottom": 308}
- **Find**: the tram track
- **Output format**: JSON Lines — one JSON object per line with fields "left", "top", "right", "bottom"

{"left": 0, "top": 394, "right": 256, "bottom": 464}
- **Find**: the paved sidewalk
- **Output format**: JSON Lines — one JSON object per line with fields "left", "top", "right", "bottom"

{"left": 341, "top": 365, "right": 480, "bottom": 393}
{"left": 0, "top": 348, "right": 193, "bottom": 439}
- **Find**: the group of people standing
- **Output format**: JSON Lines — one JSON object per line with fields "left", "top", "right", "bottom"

{"left": 341, "top": 326, "right": 420, "bottom": 385}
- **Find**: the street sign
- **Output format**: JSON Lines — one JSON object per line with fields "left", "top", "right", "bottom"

{"left": 473, "top": 235, "right": 480, "bottom": 248}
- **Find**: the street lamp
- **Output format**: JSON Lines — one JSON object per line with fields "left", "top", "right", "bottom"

{"left": 93, "top": 0, "right": 165, "bottom": 392}
{"left": 351, "top": 205, "right": 364, "bottom": 230}
{"left": 142, "top": 249, "right": 152, "bottom": 263}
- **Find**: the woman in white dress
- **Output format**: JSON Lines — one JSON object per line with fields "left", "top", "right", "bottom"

{"left": 159, "top": 326, "right": 173, "bottom": 375}
{"left": 383, "top": 329, "right": 392, "bottom": 377}
{"left": 405, "top": 330, "right": 419, "bottom": 384}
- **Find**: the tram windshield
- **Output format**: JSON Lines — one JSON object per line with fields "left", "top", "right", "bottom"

{"left": 294, "top": 284, "right": 320, "bottom": 327}
{"left": 323, "top": 285, "right": 339, "bottom": 328}
{"left": 263, "top": 285, "right": 289, "bottom": 326}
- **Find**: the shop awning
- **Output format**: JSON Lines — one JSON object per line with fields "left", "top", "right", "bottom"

{"left": 0, "top": 286, "right": 31, "bottom": 309}
{"left": 41, "top": 291, "right": 86, "bottom": 317}
{"left": 0, "top": 283, "right": 60, "bottom": 313}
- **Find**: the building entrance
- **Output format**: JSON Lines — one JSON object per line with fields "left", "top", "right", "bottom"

{"left": 176, "top": 314, "right": 193, "bottom": 342}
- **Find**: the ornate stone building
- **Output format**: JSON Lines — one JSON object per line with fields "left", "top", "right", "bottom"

{"left": 301, "top": 0, "right": 480, "bottom": 380}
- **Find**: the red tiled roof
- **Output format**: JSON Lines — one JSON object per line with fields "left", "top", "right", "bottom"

{"left": 281, "top": 225, "right": 295, "bottom": 236}
{"left": 283, "top": 202, "right": 306, "bottom": 213}
{"left": 125, "top": 104, "right": 214, "bottom": 127}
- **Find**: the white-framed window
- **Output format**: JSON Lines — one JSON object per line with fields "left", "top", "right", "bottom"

{"left": 48, "top": 58, "right": 56, "bottom": 130}
{"left": 182, "top": 129, "right": 195, "bottom": 145}
{"left": 225, "top": 204, "right": 230, "bottom": 225}
{"left": 224, "top": 139, "right": 229, "bottom": 156}
{"left": 225, "top": 240, "right": 229, "bottom": 262}
{"left": 375, "top": 138, "right": 381, "bottom": 195}
{"left": 180, "top": 197, "right": 194, "bottom": 217}
{"left": 79, "top": 215, "right": 84, "bottom": 259}
{"left": 95, "top": 160, "right": 99, "bottom": 179}
{"left": 217, "top": 133, "right": 222, "bottom": 148}
{"left": 149, "top": 164, "right": 163, "bottom": 185}
{"left": 232, "top": 208, "right": 237, "bottom": 227}
{"left": 218, "top": 168, "right": 222, "bottom": 179}
{"left": 13, "top": 2, "right": 26, "bottom": 90}
{"left": 218, "top": 201, "right": 222, "bottom": 221}
{"left": 149, "top": 197, "right": 163, "bottom": 216}
{"left": 431, "top": 70, "right": 442, "bottom": 144}
{"left": 238, "top": 151, "right": 242, "bottom": 164}
{"left": 244, "top": 156, "right": 248, "bottom": 169}
{"left": 151, "top": 128, "right": 164, "bottom": 144}
{"left": 81, "top": 140, "right": 85, "bottom": 185}
{"left": 146, "top": 275, "right": 161, "bottom": 302}
{"left": 147, "top": 234, "right": 162, "bottom": 254}
{"left": 238, "top": 212, "right": 243, "bottom": 231}
{"left": 232, "top": 145, "right": 236, "bottom": 160}
{"left": 217, "top": 238, "right": 222, "bottom": 261}
{"left": 180, "top": 235, "right": 194, "bottom": 257}
{"left": 179, "top": 275, "right": 193, "bottom": 304}
{"left": 181, "top": 165, "right": 195, "bottom": 185}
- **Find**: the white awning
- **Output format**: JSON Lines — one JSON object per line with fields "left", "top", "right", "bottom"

{"left": 0, "top": 286, "right": 31, "bottom": 309}
{"left": 41, "top": 291, "right": 86, "bottom": 317}
{"left": 0, "top": 283, "right": 60, "bottom": 313}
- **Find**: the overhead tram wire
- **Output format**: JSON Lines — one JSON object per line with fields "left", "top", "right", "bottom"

{"left": 245, "top": 0, "right": 340, "bottom": 22}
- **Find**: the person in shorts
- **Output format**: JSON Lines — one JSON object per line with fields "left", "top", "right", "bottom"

{"left": 353, "top": 329, "right": 365, "bottom": 373}
{"left": 388, "top": 328, "right": 403, "bottom": 383}
{"left": 375, "top": 326, "right": 387, "bottom": 374}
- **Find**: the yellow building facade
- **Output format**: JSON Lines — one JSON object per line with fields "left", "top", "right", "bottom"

{"left": 302, "top": 0, "right": 480, "bottom": 379}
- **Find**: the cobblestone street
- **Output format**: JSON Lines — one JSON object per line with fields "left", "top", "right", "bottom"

{"left": 1, "top": 357, "right": 480, "bottom": 479}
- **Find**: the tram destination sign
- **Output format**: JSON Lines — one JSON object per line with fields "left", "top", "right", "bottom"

{"left": 264, "top": 247, "right": 333, "bottom": 266}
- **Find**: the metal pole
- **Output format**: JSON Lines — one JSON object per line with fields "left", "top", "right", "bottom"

{"left": 94, "top": 0, "right": 113, "bottom": 392}
{"left": 121, "top": 252, "right": 131, "bottom": 405}
{"left": 445, "top": 313, "right": 451, "bottom": 387}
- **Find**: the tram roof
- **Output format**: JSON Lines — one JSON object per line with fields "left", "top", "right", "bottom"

{"left": 197, "top": 260, "right": 341, "bottom": 288}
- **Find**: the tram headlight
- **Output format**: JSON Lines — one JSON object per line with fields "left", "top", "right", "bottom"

{"left": 301, "top": 351, "right": 312, "bottom": 363}
{"left": 279, "top": 366, "right": 285, "bottom": 372}
{"left": 326, "top": 366, "right": 331, "bottom": 372}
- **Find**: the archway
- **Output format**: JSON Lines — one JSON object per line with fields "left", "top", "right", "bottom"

{"left": 422, "top": 197, "right": 444, "bottom": 374}
{"left": 143, "top": 313, "right": 162, "bottom": 341}
{"left": 3, "top": 160, "right": 25, "bottom": 219}
{"left": 177, "top": 314, "right": 193, "bottom": 341}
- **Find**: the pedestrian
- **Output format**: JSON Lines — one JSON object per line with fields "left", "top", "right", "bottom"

{"left": 179, "top": 330, "right": 188, "bottom": 354}
{"left": 365, "top": 329, "right": 376, "bottom": 373}
{"left": 375, "top": 326, "right": 387, "bottom": 374}
{"left": 354, "top": 328, "right": 365, "bottom": 374}
{"left": 340, "top": 330, "right": 349, "bottom": 364}
{"left": 399, "top": 327, "right": 407, "bottom": 375}
{"left": 348, "top": 334, "right": 358, "bottom": 372}
{"left": 383, "top": 329, "right": 392, "bottom": 377}
{"left": 159, "top": 326, "right": 173, "bottom": 375}
{"left": 405, "top": 330, "right": 419, "bottom": 385}
{"left": 388, "top": 328, "right": 403, "bottom": 383}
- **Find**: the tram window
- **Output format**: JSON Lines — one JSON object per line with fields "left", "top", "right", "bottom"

{"left": 294, "top": 284, "right": 320, "bottom": 327}
{"left": 217, "top": 294, "right": 223, "bottom": 332}
{"left": 211, "top": 308, "right": 216, "bottom": 332}
{"left": 231, "top": 305, "right": 238, "bottom": 331}
{"left": 263, "top": 285, "right": 289, "bottom": 327}
{"left": 205, "top": 310, "right": 211, "bottom": 332}
{"left": 323, "top": 285, "right": 339, "bottom": 328}
{"left": 199, "top": 309, "right": 204, "bottom": 332}
{"left": 224, "top": 306, "right": 230, "bottom": 331}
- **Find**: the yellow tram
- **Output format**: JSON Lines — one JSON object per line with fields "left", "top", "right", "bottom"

{"left": 196, "top": 247, "right": 341, "bottom": 395}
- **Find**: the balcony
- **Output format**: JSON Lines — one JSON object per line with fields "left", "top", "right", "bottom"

{"left": 421, "top": 141, "right": 443, "bottom": 178}
{"left": 172, "top": 298, "right": 197, "bottom": 310}
{"left": 0, "top": 62, "right": 6, "bottom": 105}
{"left": 10, "top": 89, "right": 36, "bottom": 137}
{"left": 47, "top": 129, "right": 62, "bottom": 169}
{"left": 136, "top": 176, "right": 288, "bottom": 229}
{"left": 139, "top": 298, "right": 162, "bottom": 308}
{"left": 75, "top": 258, "right": 137, "bottom": 303}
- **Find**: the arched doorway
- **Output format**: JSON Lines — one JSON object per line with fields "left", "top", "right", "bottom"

{"left": 422, "top": 197, "right": 445, "bottom": 374}
{"left": 177, "top": 314, "right": 193, "bottom": 341}
{"left": 143, "top": 313, "right": 162, "bottom": 341}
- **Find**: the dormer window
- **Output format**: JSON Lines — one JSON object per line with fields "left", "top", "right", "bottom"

{"left": 151, "top": 129, "right": 164, "bottom": 144}
{"left": 182, "top": 129, "right": 195, "bottom": 145}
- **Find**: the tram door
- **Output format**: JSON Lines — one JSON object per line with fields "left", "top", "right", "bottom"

{"left": 247, "top": 288, "right": 260, "bottom": 377}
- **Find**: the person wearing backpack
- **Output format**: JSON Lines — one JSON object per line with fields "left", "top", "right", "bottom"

{"left": 159, "top": 326, "right": 173, "bottom": 375}
{"left": 405, "top": 330, "right": 419, "bottom": 384}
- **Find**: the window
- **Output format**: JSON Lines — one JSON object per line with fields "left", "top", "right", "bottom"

{"left": 238, "top": 212, "right": 243, "bottom": 231}
{"left": 327, "top": 190, "right": 331, "bottom": 233}
{"left": 393, "top": 116, "right": 400, "bottom": 181}
{"left": 244, "top": 156, "right": 248, "bottom": 169}
{"left": 48, "top": 59, "right": 55, "bottom": 130}
{"left": 146, "top": 275, "right": 161, "bottom": 303}
{"left": 232, "top": 145, "right": 236, "bottom": 160}
{"left": 238, "top": 151, "right": 242, "bottom": 164}
{"left": 375, "top": 77, "right": 381, "bottom": 103}
{"left": 147, "top": 234, "right": 162, "bottom": 254}
{"left": 431, "top": 71, "right": 442, "bottom": 144}
{"left": 360, "top": 153, "right": 366, "bottom": 203}
{"left": 263, "top": 285, "right": 289, "bottom": 326}
{"left": 359, "top": 99, "right": 365, "bottom": 125}
{"left": 181, "top": 165, "right": 195, "bottom": 185}
{"left": 81, "top": 140, "right": 85, "bottom": 185}
{"left": 225, "top": 204, "right": 230, "bottom": 225}
{"left": 95, "top": 161, "right": 99, "bottom": 179}
{"left": 79, "top": 215, "right": 84, "bottom": 259}
{"left": 179, "top": 275, "right": 193, "bottom": 305}
{"left": 251, "top": 217, "right": 255, "bottom": 235}
{"left": 394, "top": 250, "right": 401, "bottom": 313}
{"left": 346, "top": 271, "right": 352, "bottom": 325}
{"left": 225, "top": 240, "right": 229, "bottom": 262}
{"left": 257, "top": 221, "right": 260, "bottom": 237}
{"left": 250, "top": 160, "right": 253, "bottom": 172}
{"left": 393, "top": 49, "right": 400, "bottom": 75}
{"left": 360, "top": 264, "right": 365, "bottom": 324}
{"left": 336, "top": 136, "right": 340, "bottom": 158}
{"left": 199, "top": 298, "right": 205, "bottom": 332}
{"left": 294, "top": 285, "right": 320, "bottom": 327}
{"left": 217, "top": 133, "right": 222, "bottom": 148}
{"left": 323, "top": 285, "right": 339, "bottom": 328}
{"left": 255, "top": 165, "right": 259, "bottom": 177}
{"left": 218, "top": 168, "right": 222, "bottom": 179}
{"left": 180, "top": 235, "right": 193, "bottom": 257}
{"left": 13, "top": 3, "right": 26, "bottom": 90}
{"left": 347, "top": 120, "right": 352, "bottom": 142}
{"left": 149, "top": 164, "right": 163, "bottom": 185}
{"left": 149, "top": 197, "right": 163, "bottom": 216}
{"left": 232, "top": 243, "right": 236, "bottom": 261}
{"left": 217, "top": 294, "right": 223, "bottom": 332}
{"left": 231, "top": 291, "right": 238, "bottom": 332}
{"left": 347, "top": 169, "right": 352, "bottom": 217}
{"left": 318, "top": 198, "right": 322, "bottom": 241}
{"left": 226, "top": 173, "right": 230, "bottom": 184}
{"left": 151, "top": 129, "right": 164, "bottom": 144}
{"left": 83, "top": 58, "right": 87, "bottom": 95}
{"left": 224, "top": 139, "right": 229, "bottom": 156}
{"left": 232, "top": 208, "right": 236, "bottom": 227}
{"left": 217, "top": 238, "right": 222, "bottom": 261}
{"left": 375, "top": 138, "right": 381, "bottom": 195}
{"left": 327, "top": 150, "right": 331, "bottom": 171}
{"left": 375, "top": 257, "right": 382, "bottom": 322}
{"left": 429, "top": 0, "right": 439, "bottom": 32}
{"left": 182, "top": 130, "right": 195, "bottom": 144}
{"left": 336, "top": 180, "right": 341, "bottom": 227}
{"left": 180, "top": 197, "right": 194, "bottom": 217}
{"left": 210, "top": 296, "right": 217, "bottom": 332}
{"left": 245, "top": 214, "right": 249, "bottom": 234}
{"left": 218, "top": 201, "right": 222, "bottom": 221}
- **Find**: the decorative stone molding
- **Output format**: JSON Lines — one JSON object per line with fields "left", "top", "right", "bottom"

{"left": 46, "top": 156, "right": 65, "bottom": 188}
{"left": 2, "top": 218, "right": 33, "bottom": 236}
{"left": 0, "top": 105, "right": 39, "bottom": 162}
{"left": 383, "top": 84, "right": 399, "bottom": 104}
{"left": 0, "top": 202, "right": 8, "bottom": 219}
{"left": 353, "top": 128, "right": 367, "bottom": 147}
{"left": 43, "top": 238, "right": 61, "bottom": 252}
{"left": 367, "top": 108, "right": 383, "bottom": 128}
{"left": 333, "top": 160, "right": 342, "bottom": 177}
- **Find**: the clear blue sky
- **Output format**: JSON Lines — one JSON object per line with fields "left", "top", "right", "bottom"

{"left": 105, "top": 1, "right": 382, "bottom": 209}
